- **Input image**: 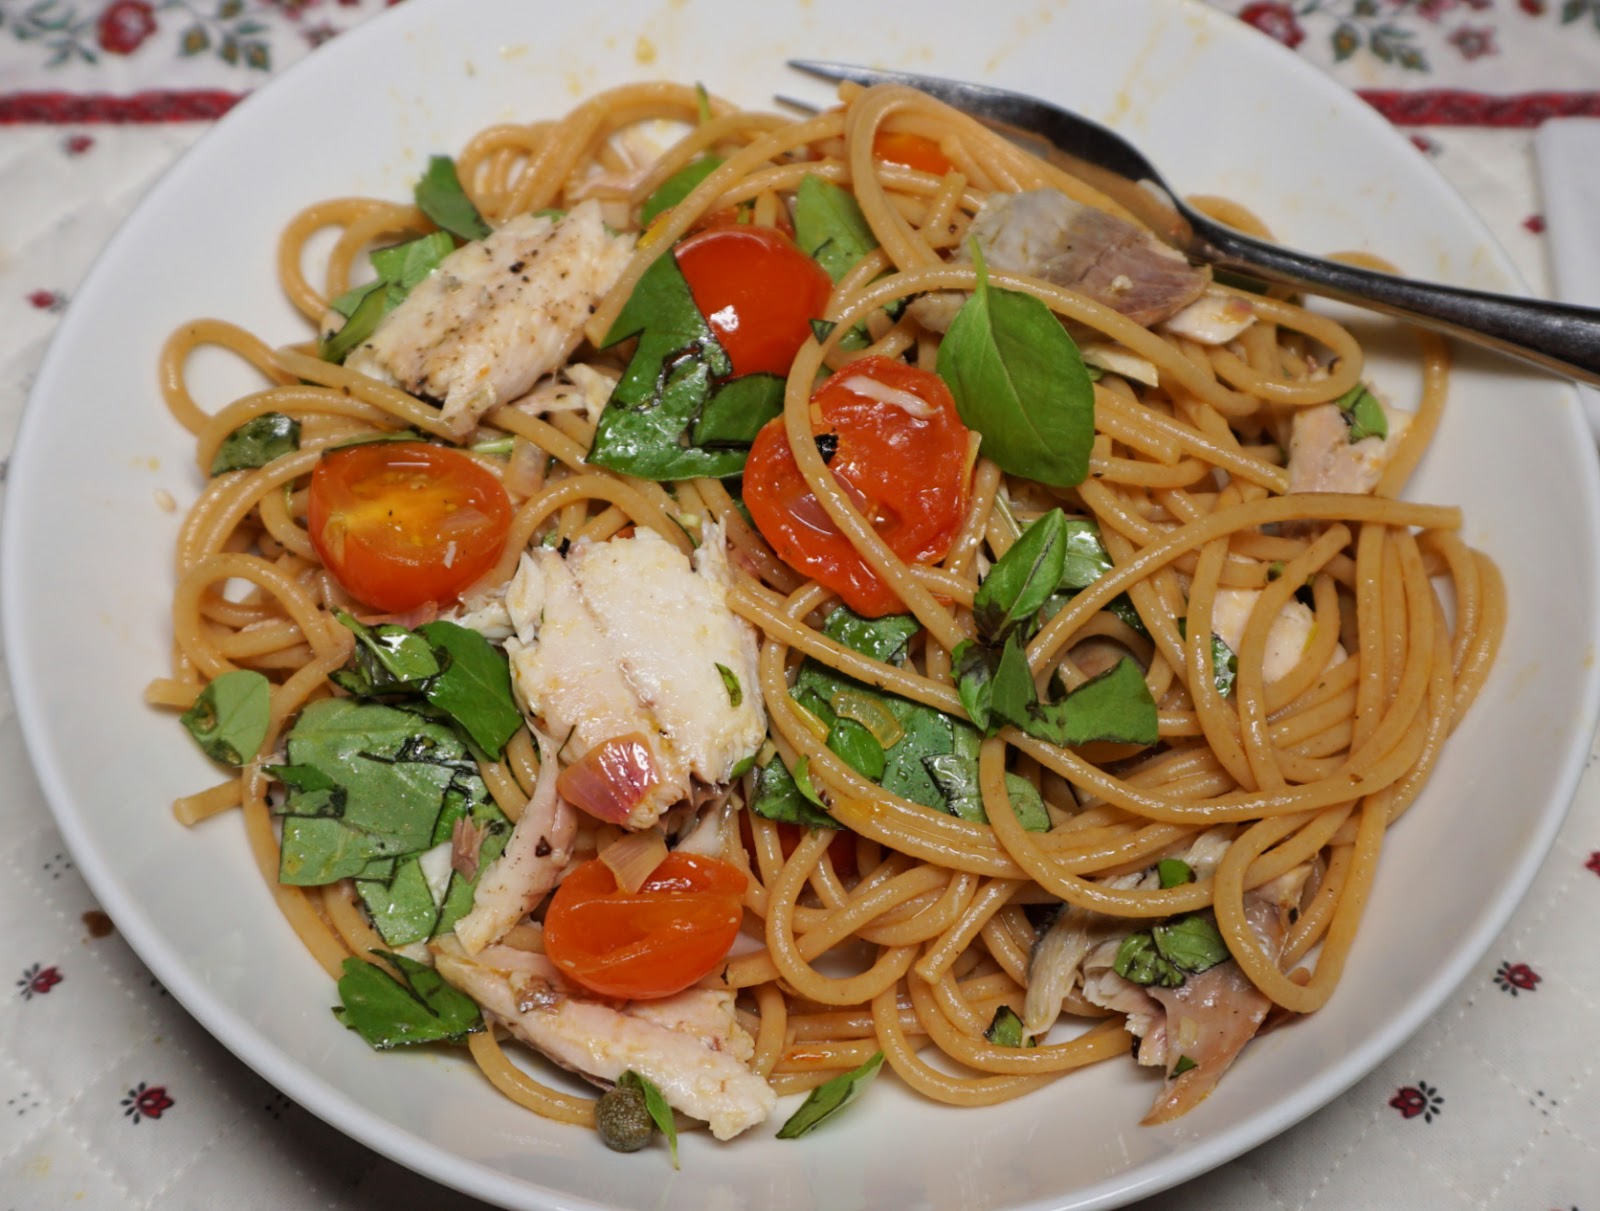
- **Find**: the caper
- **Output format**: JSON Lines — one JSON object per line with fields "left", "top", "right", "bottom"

{"left": 595, "top": 1084, "right": 656, "bottom": 1153}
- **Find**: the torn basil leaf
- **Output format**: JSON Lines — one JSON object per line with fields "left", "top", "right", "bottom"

{"left": 415, "top": 154, "right": 490, "bottom": 242}
{"left": 211, "top": 412, "right": 300, "bottom": 475}
{"left": 826, "top": 717, "right": 887, "bottom": 781}
{"left": 338, "top": 610, "right": 441, "bottom": 684}
{"left": 794, "top": 174, "right": 878, "bottom": 284}
{"left": 984, "top": 1004, "right": 1035, "bottom": 1048}
{"left": 180, "top": 669, "right": 271, "bottom": 766}
{"left": 617, "top": 1070, "right": 679, "bottom": 1169}
{"left": 1336, "top": 382, "right": 1388, "bottom": 443}
{"left": 1113, "top": 914, "right": 1230, "bottom": 988}
{"left": 690, "top": 373, "right": 785, "bottom": 448}
{"left": 1172, "top": 1055, "right": 1198, "bottom": 1076}
{"left": 272, "top": 698, "right": 491, "bottom": 885}
{"left": 640, "top": 154, "right": 724, "bottom": 226}
{"left": 936, "top": 244, "right": 1095, "bottom": 487}
{"left": 750, "top": 756, "right": 835, "bottom": 829}
{"left": 974, "top": 509, "right": 1069, "bottom": 643}
{"left": 333, "top": 953, "right": 483, "bottom": 1049}
{"left": 823, "top": 605, "right": 921, "bottom": 664}
{"left": 923, "top": 756, "right": 1050, "bottom": 832}
{"left": 414, "top": 620, "right": 523, "bottom": 759}
{"left": 1157, "top": 858, "right": 1194, "bottom": 889}
{"left": 320, "top": 229, "right": 455, "bottom": 363}
{"left": 776, "top": 1051, "right": 885, "bottom": 1139}
{"left": 319, "top": 282, "right": 390, "bottom": 364}
{"left": 1177, "top": 617, "right": 1238, "bottom": 698}
{"left": 1025, "top": 657, "right": 1159, "bottom": 748}
{"left": 588, "top": 249, "right": 755, "bottom": 479}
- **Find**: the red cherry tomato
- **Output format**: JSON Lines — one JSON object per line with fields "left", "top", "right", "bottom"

{"left": 744, "top": 356, "right": 971, "bottom": 617}
{"left": 674, "top": 223, "right": 833, "bottom": 378}
{"left": 543, "top": 853, "right": 748, "bottom": 1001}
{"left": 873, "top": 130, "right": 955, "bottom": 177}
{"left": 306, "top": 440, "right": 512, "bottom": 614}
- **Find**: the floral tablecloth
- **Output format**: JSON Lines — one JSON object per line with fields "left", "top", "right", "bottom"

{"left": 1, "top": 2, "right": 1597, "bottom": 1207}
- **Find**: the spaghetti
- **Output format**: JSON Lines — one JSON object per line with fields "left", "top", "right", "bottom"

{"left": 153, "top": 79, "right": 1504, "bottom": 1137}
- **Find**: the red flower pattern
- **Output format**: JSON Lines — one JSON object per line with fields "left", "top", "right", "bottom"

{"left": 1524, "top": 213, "right": 1547, "bottom": 233}
{"left": 121, "top": 1082, "right": 174, "bottom": 1123}
{"left": 97, "top": 1, "right": 158, "bottom": 56}
{"left": 1389, "top": 1081, "right": 1444, "bottom": 1122}
{"left": 1585, "top": 850, "right": 1600, "bottom": 875}
{"left": 1519, "top": 0, "right": 1546, "bottom": 13}
{"left": 1447, "top": 24, "right": 1498, "bottom": 59}
{"left": 63, "top": 133, "right": 95, "bottom": 155}
{"left": 16, "top": 963, "right": 63, "bottom": 1000}
{"left": 1237, "top": 2, "right": 1306, "bottom": 49}
{"left": 1494, "top": 960, "right": 1542, "bottom": 994}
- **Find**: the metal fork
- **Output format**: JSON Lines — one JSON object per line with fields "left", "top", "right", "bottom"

{"left": 789, "top": 59, "right": 1600, "bottom": 389}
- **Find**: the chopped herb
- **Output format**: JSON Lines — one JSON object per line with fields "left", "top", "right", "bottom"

{"left": 1112, "top": 914, "right": 1230, "bottom": 988}
{"left": 179, "top": 669, "right": 271, "bottom": 765}
{"left": 1177, "top": 617, "right": 1238, "bottom": 698}
{"left": 1157, "top": 858, "right": 1194, "bottom": 888}
{"left": 974, "top": 509, "right": 1070, "bottom": 643}
{"left": 776, "top": 1051, "right": 885, "bottom": 1139}
{"left": 333, "top": 953, "right": 483, "bottom": 1049}
{"left": 1266, "top": 560, "right": 1286, "bottom": 582}
{"left": 616, "top": 1070, "right": 678, "bottom": 1168}
{"left": 810, "top": 317, "right": 838, "bottom": 343}
{"left": 750, "top": 756, "right": 835, "bottom": 829}
{"left": 640, "top": 154, "right": 725, "bottom": 226}
{"left": 983, "top": 1004, "right": 1036, "bottom": 1048}
{"left": 715, "top": 662, "right": 743, "bottom": 708}
{"left": 414, "top": 154, "right": 490, "bottom": 241}
{"left": 936, "top": 243, "right": 1095, "bottom": 486}
{"left": 210, "top": 412, "right": 300, "bottom": 475}
{"left": 319, "top": 230, "right": 456, "bottom": 363}
{"left": 1335, "top": 382, "right": 1388, "bottom": 443}
{"left": 1172, "top": 1055, "right": 1198, "bottom": 1076}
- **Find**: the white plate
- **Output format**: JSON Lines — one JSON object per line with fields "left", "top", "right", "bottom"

{"left": 5, "top": 1, "right": 1599, "bottom": 1208}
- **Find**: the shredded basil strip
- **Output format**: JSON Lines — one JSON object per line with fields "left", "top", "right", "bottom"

{"left": 1172, "top": 1055, "right": 1199, "bottom": 1076}
{"left": 973, "top": 509, "right": 1070, "bottom": 642}
{"left": 1157, "top": 858, "right": 1194, "bottom": 888}
{"left": 415, "top": 154, "right": 490, "bottom": 241}
{"left": 1177, "top": 617, "right": 1238, "bottom": 699}
{"left": 617, "top": 1071, "right": 679, "bottom": 1169}
{"left": 1112, "top": 914, "right": 1230, "bottom": 987}
{"left": 776, "top": 1051, "right": 885, "bottom": 1139}
{"left": 179, "top": 669, "right": 271, "bottom": 765}
{"left": 715, "top": 662, "right": 743, "bottom": 708}
{"left": 984, "top": 1004, "right": 1036, "bottom": 1048}
{"left": 936, "top": 243, "right": 1095, "bottom": 486}
{"left": 750, "top": 757, "right": 835, "bottom": 829}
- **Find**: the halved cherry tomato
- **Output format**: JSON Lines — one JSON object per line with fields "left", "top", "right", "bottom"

{"left": 306, "top": 440, "right": 511, "bottom": 614}
{"left": 675, "top": 223, "right": 833, "bottom": 378}
{"left": 873, "top": 130, "right": 955, "bottom": 178}
{"left": 744, "top": 356, "right": 971, "bottom": 617}
{"left": 543, "top": 852, "right": 748, "bottom": 1000}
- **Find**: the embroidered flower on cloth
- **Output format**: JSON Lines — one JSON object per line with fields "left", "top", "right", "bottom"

{"left": 1494, "top": 960, "right": 1542, "bottom": 994}
{"left": 97, "top": 1, "right": 159, "bottom": 56}
{"left": 121, "top": 1082, "right": 174, "bottom": 1124}
{"left": 1584, "top": 850, "right": 1600, "bottom": 876}
{"left": 1389, "top": 1081, "right": 1444, "bottom": 1122}
{"left": 1237, "top": 2, "right": 1306, "bottom": 49}
{"left": 16, "top": 964, "right": 63, "bottom": 1000}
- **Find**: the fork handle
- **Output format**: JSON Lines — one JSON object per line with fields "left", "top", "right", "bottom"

{"left": 1189, "top": 212, "right": 1600, "bottom": 389}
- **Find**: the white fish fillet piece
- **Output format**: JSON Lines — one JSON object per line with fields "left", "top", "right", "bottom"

{"left": 345, "top": 200, "right": 634, "bottom": 435}
{"left": 1160, "top": 292, "right": 1257, "bottom": 345}
{"left": 432, "top": 939, "right": 775, "bottom": 1140}
{"left": 1287, "top": 398, "right": 1413, "bottom": 495}
{"left": 506, "top": 524, "right": 766, "bottom": 828}
{"left": 454, "top": 729, "right": 576, "bottom": 955}
{"left": 1210, "top": 587, "right": 1346, "bottom": 686}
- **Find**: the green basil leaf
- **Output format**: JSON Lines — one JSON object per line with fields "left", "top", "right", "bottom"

{"left": 1157, "top": 858, "right": 1194, "bottom": 888}
{"left": 952, "top": 639, "right": 1001, "bottom": 733}
{"left": 415, "top": 154, "right": 490, "bottom": 241}
{"left": 589, "top": 249, "right": 751, "bottom": 479}
{"left": 640, "top": 154, "right": 724, "bottom": 226}
{"left": 369, "top": 230, "right": 456, "bottom": 303}
{"left": 319, "top": 282, "right": 390, "bottom": 364}
{"left": 1336, "top": 382, "right": 1388, "bottom": 443}
{"left": 923, "top": 756, "right": 1049, "bottom": 832}
{"left": 776, "top": 1051, "right": 885, "bottom": 1139}
{"left": 1026, "top": 656, "right": 1159, "bottom": 748}
{"left": 617, "top": 1070, "right": 679, "bottom": 1169}
{"left": 750, "top": 757, "right": 835, "bottom": 829}
{"left": 823, "top": 605, "right": 920, "bottom": 664}
{"left": 328, "top": 277, "right": 385, "bottom": 321}
{"left": 989, "top": 634, "right": 1039, "bottom": 735}
{"left": 210, "top": 412, "right": 300, "bottom": 475}
{"left": 1001, "top": 772, "right": 1052, "bottom": 832}
{"left": 333, "top": 952, "right": 483, "bottom": 1049}
{"left": 1172, "top": 1055, "right": 1198, "bottom": 1076}
{"left": 356, "top": 855, "right": 442, "bottom": 947}
{"left": 1111, "top": 932, "right": 1184, "bottom": 988}
{"left": 415, "top": 620, "right": 523, "bottom": 759}
{"left": 936, "top": 244, "right": 1095, "bottom": 487}
{"left": 826, "top": 717, "right": 887, "bottom": 781}
{"left": 1152, "top": 914, "right": 1230, "bottom": 974}
{"left": 337, "top": 610, "right": 441, "bottom": 683}
{"left": 691, "top": 373, "right": 785, "bottom": 447}
{"left": 179, "top": 669, "right": 271, "bottom": 765}
{"left": 793, "top": 756, "right": 827, "bottom": 808}
{"left": 1057, "top": 517, "right": 1116, "bottom": 591}
{"left": 715, "top": 662, "right": 744, "bottom": 708}
{"left": 1177, "top": 617, "right": 1238, "bottom": 698}
{"left": 983, "top": 1004, "right": 1035, "bottom": 1048}
{"left": 794, "top": 174, "right": 878, "bottom": 283}
{"left": 974, "top": 509, "right": 1068, "bottom": 642}
{"left": 274, "top": 699, "right": 488, "bottom": 885}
